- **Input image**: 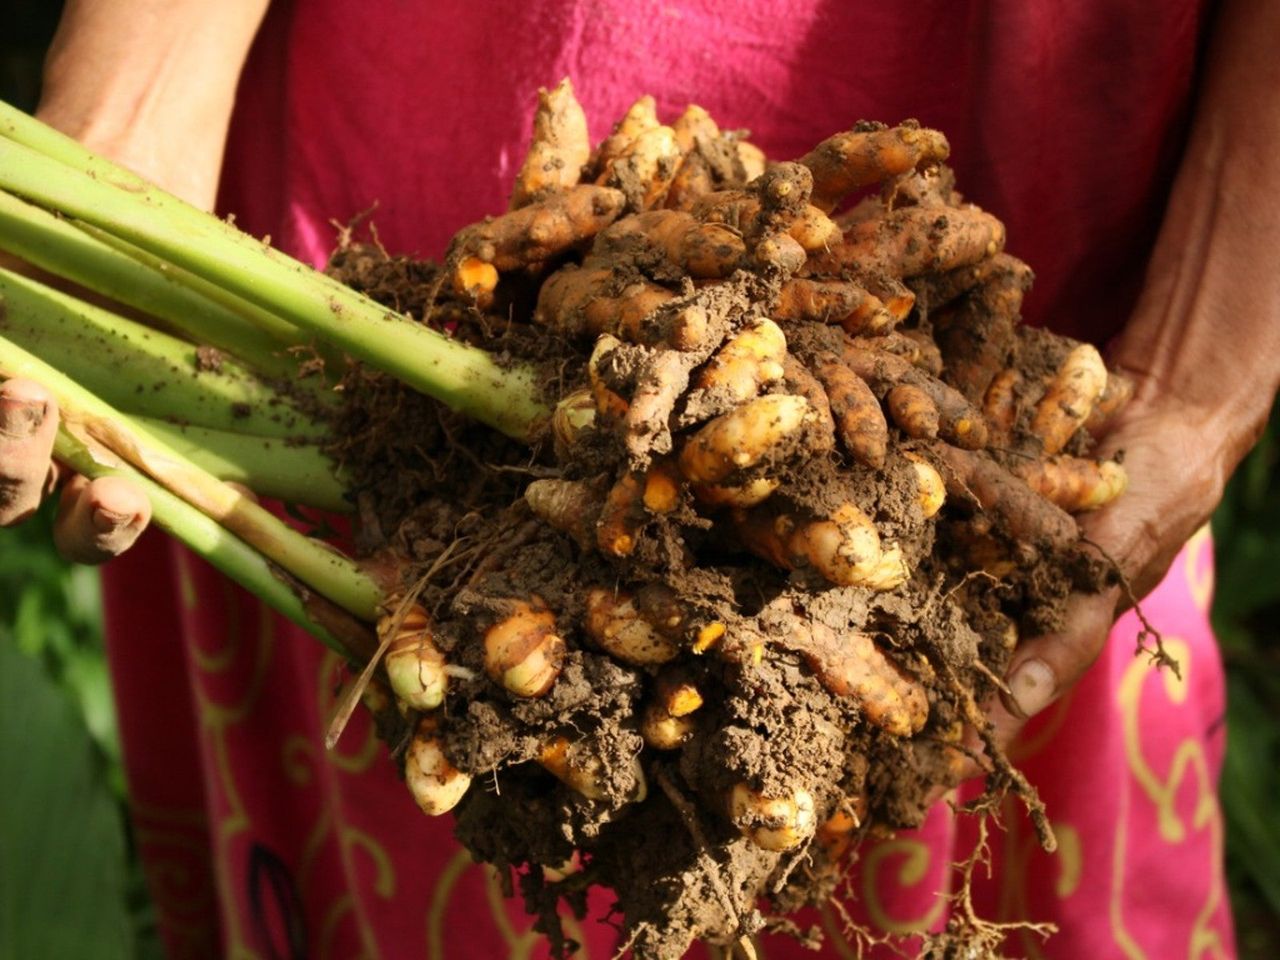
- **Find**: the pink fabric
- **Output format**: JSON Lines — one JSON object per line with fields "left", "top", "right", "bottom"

{"left": 102, "top": 1, "right": 1235, "bottom": 957}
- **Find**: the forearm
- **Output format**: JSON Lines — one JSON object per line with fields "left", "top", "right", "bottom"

{"left": 37, "top": 0, "right": 270, "bottom": 208}
{"left": 1113, "top": 0, "right": 1280, "bottom": 481}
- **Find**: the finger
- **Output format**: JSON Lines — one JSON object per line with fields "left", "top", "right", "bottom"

{"left": 0, "top": 379, "right": 59, "bottom": 525}
{"left": 1000, "top": 589, "right": 1118, "bottom": 720}
{"left": 53, "top": 474, "right": 152, "bottom": 564}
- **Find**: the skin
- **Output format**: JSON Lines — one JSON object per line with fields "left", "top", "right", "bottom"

{"left": 982, "top": 0, "right": 1280, "bottom": 762}
{"left": 0, "top": 0, "right": 269, "bottom": 561}
{"left": 13, "top": 0, "right": 1280, "bottom": 769}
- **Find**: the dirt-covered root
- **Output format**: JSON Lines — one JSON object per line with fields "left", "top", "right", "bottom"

{"left": 510, "top": 78, "right": 591, "bottom": 210}
{"left": 328, "top": 83, "right": 1134, "bottom": 960}
{"left": 796, "top": 119, "right": 951, "bottom": 214}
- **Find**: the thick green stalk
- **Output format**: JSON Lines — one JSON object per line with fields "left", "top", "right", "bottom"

{"left": 136, "top": 417, "right": 351, "bottom": 513}
{"left": 0, "top": 330, "right": 382, "bottom": 621}
{"left": 53, "top": 428, "right": 357, "bottom": 655}
{"left": 0, "top": 112, "right": 550, "bottom": 442}
{"left": 0, "top": 191, "right": 307, "bottom": 379}
{"left": 0, "top": 268, "right": 330, "bottom": 439}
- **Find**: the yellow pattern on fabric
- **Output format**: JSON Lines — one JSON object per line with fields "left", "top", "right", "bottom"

{"left": 297, "top": 802, "right": 336, "bottom": 893}
{"left": 993, "top": 798, "right": 1082, "bottom": 960}
{"left": 283, "top": 654, "right": 381, "bottom": 784}
{"left": 861, "top": 839, "right": 947, "bottom": 934}
{"left": 818, "top": 903, "right": 864, "bottom": 960}
{"left": 315, "top": 825, "right": 394, "bottom": 960}
{"left": 316, "top": 651, "right": 383, "bottom": 773}
{"left": 426, "top": 849, "right": 474, "bottom": 958}
{"left": 1114, "top": 636, "right": 1228, "bottom": 960}
{"left": 1109, "top": 774, "right": 1147, "bottom": 960}
{"left": 424, "top": 850, "right": 593, "bottom": 958}
{"left": 1053, "top": 824, "right": 1082, "bottom": 899}
{"left": 284, "top": 653, "right": 397, "bottom": 959}
{"left": 483, "top": 863, "right": 545, "bottom": 959}
{"left": 185, "top": 549, "right": 277, "bottom": 960}
{"left": 190, "top": 577, "right": 247, "bottom": 673}
{"left": 318, "top": 894, "right": 387, "bottom": 960}
{"left": 178, "top": 551, "right": 199, "bottom": 611}
{"left": 129, "top": 802, "right": 219, "bottom": 959}
{"left": 1008, "top": 687, "right": 1077, "bottom": 764}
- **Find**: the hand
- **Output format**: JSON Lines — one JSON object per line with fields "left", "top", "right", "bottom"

{"left": 967, "top": 381, "right": 1231, "bottom": 766}
{"left": 0, "top": 377, "right": 151, "bottom": 563}
{"left": 0, "top": 0, "right": 262, "bottom": 563}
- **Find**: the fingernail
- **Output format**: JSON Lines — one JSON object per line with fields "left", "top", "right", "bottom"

{"left": 92, "top": 507, "right": 134, "bottom": 532}
{"left": 0, "top": 397, "right": 47, "bottom": 439}
{"left": 1006, "top": 658, "right": 1057, "bottom": 719}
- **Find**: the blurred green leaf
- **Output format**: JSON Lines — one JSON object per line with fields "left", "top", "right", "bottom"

{"left": 0, "top": 639, "right": 132, "bottom": 959}
{"left": 1214, "top": 400, "right": 1280, "bottom": 959}
{"left": 1222, "top": 679, "right": 1280, "bottom": 916}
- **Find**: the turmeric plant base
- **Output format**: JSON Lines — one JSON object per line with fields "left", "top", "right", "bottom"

{"left": 327, "top": 238, "right": 1110, "bottom": 959}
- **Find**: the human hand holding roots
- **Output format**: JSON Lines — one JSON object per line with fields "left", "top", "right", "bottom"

{"left": 0, "top": 83, "right": 1132, "bottom": 958}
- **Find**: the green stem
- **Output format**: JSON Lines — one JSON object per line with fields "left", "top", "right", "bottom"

{"left": 53, "top": 428, "right": 356, "bottom": 654}
{"left": 0, "top": 109, "right": 550, "bottom": 442}
{"left": 136, "top": 417, "right": 351, "bottom": 513}
{"left": 0, "top": 330, "right": 382, "bottom": 622}
{"left": 0, "top": 191, "right": 310, "bottom": 379}
{"left": 0, "top": 268, "right": 331, "bottom": 439}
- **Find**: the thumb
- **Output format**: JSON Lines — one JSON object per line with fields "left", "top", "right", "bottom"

{"left": 1001, "top": 589, "right": 1119, "bottom": 719}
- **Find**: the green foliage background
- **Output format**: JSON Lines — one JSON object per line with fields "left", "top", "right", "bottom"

{"left": 1, "top": 5, "right": 1277, "bottom": 957}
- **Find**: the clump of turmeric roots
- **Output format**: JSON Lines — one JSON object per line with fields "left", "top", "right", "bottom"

{"left": 337, "top": 80, "right": 1129, "bottom": 960}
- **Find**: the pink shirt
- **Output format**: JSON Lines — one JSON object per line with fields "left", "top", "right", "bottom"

{"left": 104, "top": 1, "right": 1234, "bottom": 957}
